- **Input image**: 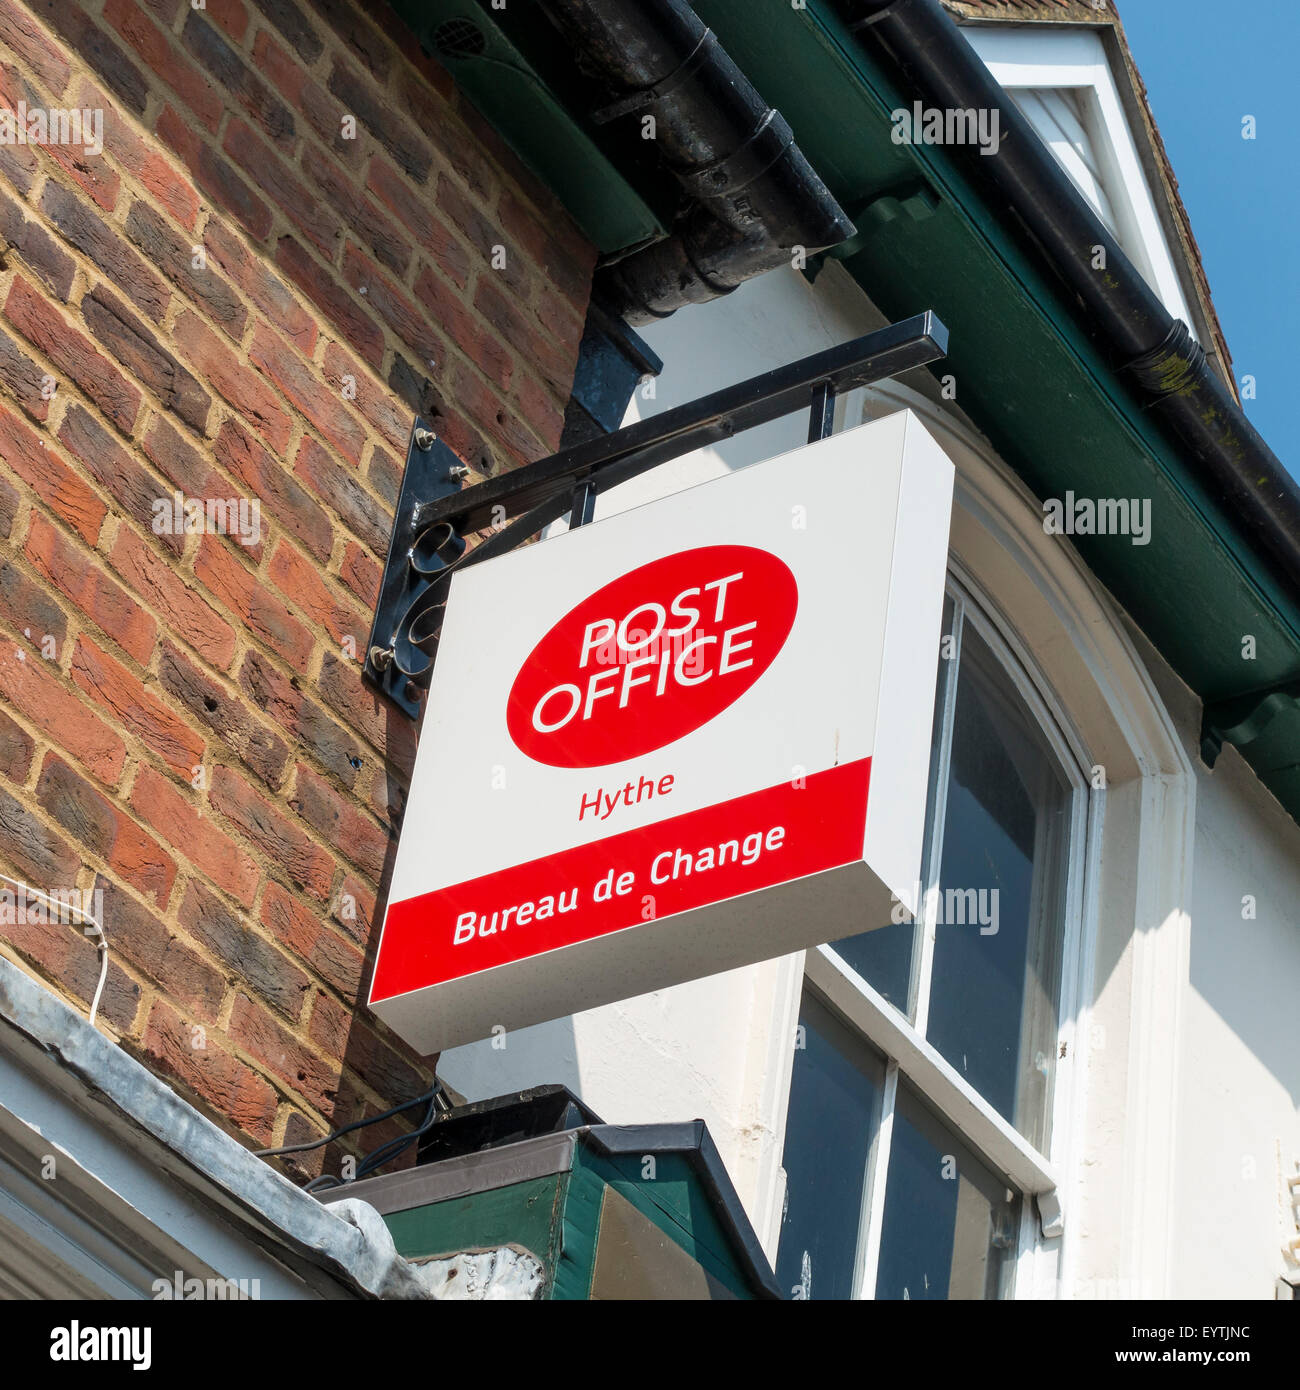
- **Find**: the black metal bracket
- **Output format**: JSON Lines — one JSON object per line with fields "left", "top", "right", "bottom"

{"left": 363, "top": 312, "right": 949, "bottom": 718}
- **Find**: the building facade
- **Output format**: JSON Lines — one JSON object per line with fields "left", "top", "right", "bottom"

{"left": 0, "top": 0, "right": 1296, "bottom": 1301}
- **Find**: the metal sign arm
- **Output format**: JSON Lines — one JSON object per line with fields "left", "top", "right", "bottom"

{"left": 363, "top": 312, "right": 948, "bottom": 717}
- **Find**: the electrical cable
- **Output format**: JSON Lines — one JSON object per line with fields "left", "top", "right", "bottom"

{"left": 0, "top": 871, "right": 109, "bottom": 1029}
{"left": 254, "top": 1083, "right": 443, "bottom": 1158}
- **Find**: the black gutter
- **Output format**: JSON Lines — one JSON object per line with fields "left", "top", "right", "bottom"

{"left": 537, "top": 0, "right": 856, "bottom": 323}
{"left": 836, "top": 0, "right": 1300, "bottom": 606}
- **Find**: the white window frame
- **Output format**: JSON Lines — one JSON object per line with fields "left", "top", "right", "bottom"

{"left": 796, "top": 567, "right": 1101, "bottom": 1300}
{"left": 962, "top": 25, "right": 1198, "bottom": 332}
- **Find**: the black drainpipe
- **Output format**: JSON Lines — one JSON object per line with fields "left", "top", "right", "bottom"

{"left": 538, "top": 0, "right": 856, "bottom": 325}
{"left": 836, "top": 0, "right": 1300, "bottom": 601}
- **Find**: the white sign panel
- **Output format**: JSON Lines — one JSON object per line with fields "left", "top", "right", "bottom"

{"left": 370, "top": 410, "right": 954, "bottom": 1054}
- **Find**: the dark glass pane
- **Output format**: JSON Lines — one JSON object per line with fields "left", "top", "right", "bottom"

{"left": 875, "top": 1082, "right": 1020, "bottom": 1300}
{"left": 776, "top": 993, "right": 884, "bottom": 1300}
{"left": 926, "top": 624, "right": 1071, "bottom": 1149}
{"left": 830, "top": 595, "right": 957, "bottom": 1012}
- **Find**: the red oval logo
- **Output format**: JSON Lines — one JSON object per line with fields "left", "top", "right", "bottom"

{"left": 507, "top": 545, "right": 798, "bottom": 768}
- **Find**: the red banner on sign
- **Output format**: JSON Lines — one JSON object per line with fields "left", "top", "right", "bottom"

{"left": 371, "top": 757, "right": 872, "bottom": 1003}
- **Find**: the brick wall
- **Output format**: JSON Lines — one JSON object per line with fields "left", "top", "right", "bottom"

{"left": 0, "top": 0, "right": 596, "bottom": 1179}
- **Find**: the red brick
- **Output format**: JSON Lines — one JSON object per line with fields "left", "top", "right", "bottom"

{"left": 25, "top": 513, "right": 157, "bottom": 665}
{"left": 157, "top": 641, "right": 290, "bottom": 791}
{"left": 248, "top": 324, "right": 366, "bottom": 467}
{"left": 251, "top": 27, "right": 306, "bottom": 104}
{"left": 109, "top": 526, "right": 238, "bottom": 669}
{"left": 414, "top": 262, "right": 511, "bottom": 391}
{"left": 0, "top": 321, "right": 53, "bottom": 423}
{"left": 339, "top": 539, "right": 381, "bottom": 608}
{"left": 205, "top": 219, "right": 316, "bottom": 353}
{"left": 237, "top": 648, "right": 362, "bottom": 791}
{"left": 210, "top": 765, "right": 335, "bottom": 902}
{"left": 28, "top": 3, "right": 149, "bottom": 116}
{"left": 37, "top": 754, "right": 177, "bottom": 908}
{"left": 38, "top": 180, "right": 169, "bottom": 323}
{"left": 475, "top": 274, "right": 577, "bottom": 397}
{"left": 0, "top": 780, "right": 79, "bottom": 886}
{"left": 511, "top": 365, "right": 566, "bottom": 454}
{"left": 93, "top": 82, "right": 200, "bottom": 230}
{"left": 71, "top": 635, "right": 205, "bottom": 778}
{"left": 332, "top": 873, "right": 374, "bottom": 945}
{"left": 194, "top": 533, "right": 315, "bottom": 670}
{"left": 316, "top": 648, "right": 416, "bottom": 773}
{"left": 0, "top": 644, "right": 126, "bottom": 785}
{"left": 0, "top": 860, "right": 142, "bottom": 1033}
{"left": 366, "top": 156, "right": 469, "bottom": 288}
{"left": 223, "top": 116, "right": 339, "bottom": 259}
{"left": 103, "top": 0, "right": 224, "bottom": 132}
{"left": 174, "top": 311, "right": 291, "bottom": 454}
{"left": 266, "top": 537, "right": 366, "bottom": 652}
{"left": 156, "top": 104, "right": 272, "bottom": 242}
{"left": 289, "top": 763, "right": 390, "bottom": 881}
{"left": 274, "top": 236, "right": 384, "bottom": 368}
{"left": 229, "top": 991, "right": 340, "bottom": 1113}
{"left": 4, "top": 278, "right": 141, "bottom": 435}
{"left": 293, "top": 435, "right": 389, "bottom": 555}
{"left": 343, "top": 242, "right": 443, "bottom": 370}
{"left": 94, "top": 875, "right": 224, "bottom": 1018}
{"left": 0, "top": 0, "right": 71, "bottom": 93}
{"left": 498, "top": 185, "right": 594, "bottom": 303}
{"left": 0, "top": 470, "right": 14, "bottom": 536}
{"left": 308, "top": 990, "right": 430, "bottom": 1100}
{"left": 0, "top": 703, "right": 33, "bottom": 781}
{"left": 183, "top": 12, "right": 295, "bottom": 151}
{"left": 130, "top": 767, "right": 260, "bottom": 905}
{"left": 0, "top": 554, "right": 70, "bottom": 655}
{"left": 123, "top": 201, "right": 247, "bottom": 341}
{"left": 0, "top": 184, "right": 76, "bottom": 301}
{"left": 58, "top": 404, "right": 183, "bottom": 556}
{"left": 303, "top": 143, "right": 407, "bottom": 277}
{"left": 178, "top": 878, "right": 309, "bottom": 1018}
{"left": 263, "top": 880, "right": 365, "bottom": 998}
{"left": 141, "top": 413, "right": 219, "bottom": 501}
{"left": 139, "top": 998, "right": 278, "bottom": 1142}
{"left": 326, "top": 58, "right": 431, "bottom": 181}
{"left": 81, "top": 284, "right": 211, "bottom": 434}
{"left": 39, "top": 123, "right": 121, "bottom": 215}
{"left": 322, "top": 341, "right": 407, "bottom": 452}
{"left": 212, "top": 416, "right": 333, "bottom": 562}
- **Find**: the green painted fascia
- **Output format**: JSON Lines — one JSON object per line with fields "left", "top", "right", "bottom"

{"left": 574, "top": 1146, "right": 758, "bottom": 1299}
{"left": 389, "top": 0, "right": 668, "bottom": 254}
{"left": 381, "top": 1172, "right": 568, "bottom": 1293}
{"left": 695, "top": 0, "right": 1300, "bottom": 815}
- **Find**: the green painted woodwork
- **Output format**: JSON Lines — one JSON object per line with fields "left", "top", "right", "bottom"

{"left": 386, "top": 0, "right": 668, "bottom": 254}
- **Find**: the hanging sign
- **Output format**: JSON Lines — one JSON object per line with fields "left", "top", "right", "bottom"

{"left": 369, "top": 410, "right": 954, "bottom": 1054}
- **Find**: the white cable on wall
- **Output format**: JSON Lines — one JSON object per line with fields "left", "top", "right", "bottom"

{"left": 0, "top": 870, "right": 110, "bottom": 1029}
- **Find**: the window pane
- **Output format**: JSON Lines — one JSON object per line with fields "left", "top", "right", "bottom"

{"left": 830, "top": 594, "right": 957, "bottom": 1013}
{"left": 925, "top": 623, "right": 1072, "bottom": 1150}
{"left": 875, "top": 1082, "right": 1020, "bottom": 1300}
{"left": 776, "top": 993, "right": 885, "bottom": 1300}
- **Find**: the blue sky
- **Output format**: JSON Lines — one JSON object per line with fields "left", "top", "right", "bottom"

{"left": 1118, "top": 0, "right": 1297, "bottom": 477}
